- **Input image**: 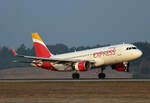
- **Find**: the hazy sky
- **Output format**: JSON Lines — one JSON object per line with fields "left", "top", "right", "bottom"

{"left": 0, "top": 0, "right": 150, "bottom": 48}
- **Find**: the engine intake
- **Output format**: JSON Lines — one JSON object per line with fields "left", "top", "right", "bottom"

{"left": 74, "top": 61, "right": 91, "bottom": 71}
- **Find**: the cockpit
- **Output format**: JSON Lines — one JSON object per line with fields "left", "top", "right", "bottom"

{"left": 123, "top": 44, "right": 143, "bottom": 60}
{"left": 126, "top": 47, "right": 137, "bottom": 50}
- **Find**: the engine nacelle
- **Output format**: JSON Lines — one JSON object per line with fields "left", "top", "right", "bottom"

{"left": 74, "top": 61, "right": 91, "bottom": 71}
{"left": 112, "top": 63, "right": 129, "bottom": 72}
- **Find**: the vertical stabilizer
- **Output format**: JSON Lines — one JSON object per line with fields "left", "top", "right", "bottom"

{"left": 32, "top": 32, "right": 53, "bottom": 58}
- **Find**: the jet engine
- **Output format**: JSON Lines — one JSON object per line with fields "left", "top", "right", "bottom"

{"left": 74, "top": 61, "right": 91, "bottom": 71}
{"left": 111, "top": 63, "right": 129, "bottom": 72}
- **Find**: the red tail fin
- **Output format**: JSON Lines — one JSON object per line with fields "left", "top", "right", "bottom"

{"left": 32, "top": 33, "right": 53, "bottom": 58}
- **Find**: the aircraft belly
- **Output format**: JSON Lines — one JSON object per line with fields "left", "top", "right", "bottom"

{"left": 52, "top": 64, "right": 72, "bottom": 72}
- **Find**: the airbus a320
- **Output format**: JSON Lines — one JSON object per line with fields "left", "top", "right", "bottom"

{"left": 10, "top": 33, "right": 143, "bottom": 79}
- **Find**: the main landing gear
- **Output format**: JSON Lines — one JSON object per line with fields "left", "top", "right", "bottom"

{"left": 98, "top": 67, "right": 106, "bottom": 79}
{"left": 72, "top": 72, "right": 80, "bottom": 79}
{"left": 72, "top": 67, "right": 106, "bottom": 79}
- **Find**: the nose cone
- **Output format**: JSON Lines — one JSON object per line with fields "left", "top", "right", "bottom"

{"left": 136, "top": 50, "right": 143, "bottom": 58}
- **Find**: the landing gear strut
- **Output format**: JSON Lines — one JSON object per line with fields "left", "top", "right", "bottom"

{"left": 72, "top": 72, "right": 80, "bottom": 79}
{"left": 123, "top": 62, "right": 130, "bottom": 72}
{"left": 98, "top": 67, "right": 106, "bottom": 79}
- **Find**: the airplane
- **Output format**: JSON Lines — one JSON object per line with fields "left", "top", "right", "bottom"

{"left": 10, "top": 32, "right": 143, "bottom": 79}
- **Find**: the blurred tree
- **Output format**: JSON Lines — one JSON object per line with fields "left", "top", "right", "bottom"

{"left": 141, "top": 66, "right": 150, "bottom": 74}
{"left": 17, "top": 44, "right": 28, "bottom": 55}
{"left": 47, "top": 43, "right": 69, "bottom": 54}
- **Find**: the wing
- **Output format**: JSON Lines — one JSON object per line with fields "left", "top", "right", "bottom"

{"left": 10, "top": 46, "right": 95, "bottom": 65}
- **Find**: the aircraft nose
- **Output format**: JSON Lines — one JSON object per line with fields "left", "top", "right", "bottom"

{"left": 137, "top": 50, "right": 143, "bottom": 58}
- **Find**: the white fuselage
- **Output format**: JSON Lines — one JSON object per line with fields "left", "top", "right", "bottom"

{"left": 50, "top": 44, "right": 142, "bottom": 71}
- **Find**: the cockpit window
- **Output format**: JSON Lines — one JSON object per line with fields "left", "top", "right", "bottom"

{"left": 126, "top": 47, "right": 137, "bottom": 50}
{"left": 132, "top": 47, "right": 137, "bottom": 49}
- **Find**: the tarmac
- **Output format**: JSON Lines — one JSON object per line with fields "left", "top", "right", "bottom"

{"left": 0, "top": 78, "right": 150, "bottom": 82}
{"left": 0, "top": 78, "right": 150, "bottom": 103}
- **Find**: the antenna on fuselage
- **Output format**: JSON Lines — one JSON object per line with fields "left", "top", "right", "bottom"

{"left": 72, "top": 47, "right": 77, "bottom": 52}
{"left": 123, "top": 42, "right": 125, "bottom": 45}
{"left": 74, "top": 48, "right": 77, "bottom": 52}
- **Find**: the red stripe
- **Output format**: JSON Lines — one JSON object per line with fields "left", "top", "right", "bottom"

{"left": 35, "top": 62, "right": 57, "bottom": 71}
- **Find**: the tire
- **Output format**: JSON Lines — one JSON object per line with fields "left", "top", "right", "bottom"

{"left": 72, "top": 73, "right": 80, "bottom": 79}
{"left": 98, "top": 73, "right": 106, "bottom": 79}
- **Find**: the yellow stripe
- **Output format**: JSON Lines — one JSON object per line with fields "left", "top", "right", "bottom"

{"left": 32, "top": 32, "right": 43, "bottom": 42}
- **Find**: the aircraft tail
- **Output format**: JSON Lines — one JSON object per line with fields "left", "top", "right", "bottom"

{"left": 32, "top": 32, "right": 53, "bottom": 58}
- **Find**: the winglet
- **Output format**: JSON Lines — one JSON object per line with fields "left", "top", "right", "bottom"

{"left": 9, "top": 45, "right": 18, "bottom": 56}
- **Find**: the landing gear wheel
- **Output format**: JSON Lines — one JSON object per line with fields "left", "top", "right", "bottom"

{"left": 98, "top": 73, "right": 106, "bottom": 79}
{"left": 72, "top": 73, "right": 80, "bottom": 79}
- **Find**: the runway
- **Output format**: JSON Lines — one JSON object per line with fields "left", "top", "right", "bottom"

{"left": 0, "top": 78, "right": 150, "bottom": 82}
{"left": 0, "top": 79, "right": 150, "bottom": 103}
